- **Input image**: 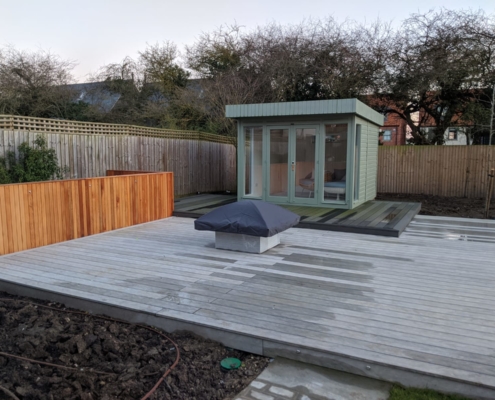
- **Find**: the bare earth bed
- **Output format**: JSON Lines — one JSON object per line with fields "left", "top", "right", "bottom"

{"left": 376, "top": 193, "right": 494, "bottom": 219}
{"left": 0, "top": 292, "right": 268, "bottom": 400}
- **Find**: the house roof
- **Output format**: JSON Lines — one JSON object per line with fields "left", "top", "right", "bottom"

{"left": 65, "top": 82, "right": 122, "bottom": 113}
{"left": 225, "top": 99, "right": 384, "bottom": 126}
{"left": 140, "top": 82, "right": 167, "bottom": 103}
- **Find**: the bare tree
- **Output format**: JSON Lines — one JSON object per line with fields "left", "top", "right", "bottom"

{"left": 186, "top": 25, "right": 245, "bottom": 79}
{"left": 182, "top": 19, "right": 381, "bottom": 138}
{"left": 90, "top": 44, "right": 192, "bottom": 126}
{"left": 373, "top": 9, "right": 495, "bottom": 145}
{"left": 140, "top": 41, "right": 190, "bottom": 96}
{"left": 0, "top": 46, "right": 75, "bottom": 117}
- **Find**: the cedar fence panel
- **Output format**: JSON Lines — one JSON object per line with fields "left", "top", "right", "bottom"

{"left": 378, "top": 146, "right": 495, "bottom": 198}
{"left": 0, "top": 130, "right": 236, "bottom": 196}
{"left": 0, "top": 172, "right": 174, "bottom": 255}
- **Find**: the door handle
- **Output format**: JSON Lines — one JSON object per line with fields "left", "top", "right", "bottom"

{"left": 291, "top": 161, "right": 295, "bottom": 171}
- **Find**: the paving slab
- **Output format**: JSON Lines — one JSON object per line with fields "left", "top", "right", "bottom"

{"left": 236, "top": 358, "right": 391, "bottom": 400}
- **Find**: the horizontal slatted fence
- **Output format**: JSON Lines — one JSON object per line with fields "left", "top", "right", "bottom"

{"left": 0, "top": 130, "right": 236, "bottom": 196}
{"left": 378, "top": 146, "right": 495, "bottom": 198}
{"left": 0, "top": 172, "right": 174, "bottom": 255}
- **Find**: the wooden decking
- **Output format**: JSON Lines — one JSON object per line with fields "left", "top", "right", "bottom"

{"left": 404, "top": 215, "right": 495, "bottom": 244}
{"left": 174, "top": 194, "right": 421, "bottom": 237}
{"left": 1, "top": 216, "right": 495, "bottom": 398}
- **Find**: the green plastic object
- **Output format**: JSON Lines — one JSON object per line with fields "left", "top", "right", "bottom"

{"left": 221, "top": 357, "right": 242, "bottom": 370}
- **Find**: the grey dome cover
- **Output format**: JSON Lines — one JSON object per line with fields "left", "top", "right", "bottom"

{"left": 194, "top": 200, "right": 300, "bottom": 237}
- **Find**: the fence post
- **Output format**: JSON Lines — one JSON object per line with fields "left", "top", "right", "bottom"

{"left": 485, "top": 168, "right": 495, "bottom": 219}
{"left": 463, "top": 167, "right": 470, "bottom": 198}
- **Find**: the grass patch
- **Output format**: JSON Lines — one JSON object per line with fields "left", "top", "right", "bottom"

{"left": 389, "top": 385, "right": 471, "bottom": 400}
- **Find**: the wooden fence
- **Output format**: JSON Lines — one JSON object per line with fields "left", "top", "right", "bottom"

{"left": 0, "top": 172, "right": 174, "bottom": 255}
{"left": 378, "top": 146, "right": 495, "bottom": 198}
{"left": 8, "top": 113, "right": 494, "bottom": 199}
{"left": 0, "top": 130, "right": 237, "bottom": 196}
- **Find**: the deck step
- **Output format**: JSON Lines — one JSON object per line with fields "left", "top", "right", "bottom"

{"left": 174, "top": 194, "right": 420, "bottom": 237}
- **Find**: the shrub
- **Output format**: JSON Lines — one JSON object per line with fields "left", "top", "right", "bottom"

{"left": 0, "top": 157, "right": 10, "bottom": 184}
{"left": 1, "top": 135, "right": 67, "bottom": 184}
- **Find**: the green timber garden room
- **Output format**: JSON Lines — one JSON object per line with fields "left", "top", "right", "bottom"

{"left": 226, "top": 99, "right": 384, "bottom": 210}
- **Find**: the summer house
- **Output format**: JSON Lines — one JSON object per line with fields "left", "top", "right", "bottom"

{"left": 226, "top": 99, "right": 384, "bottom": 209}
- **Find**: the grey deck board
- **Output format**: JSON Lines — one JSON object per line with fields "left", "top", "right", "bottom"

{"left": 225, "top": 277, "right": 495, "bottom": 327}
{"left": 47, "top": 239, "right": 491, "bottom": 298}
{"left": 2, "top": 217, "right": 495, "bottom": 396}
{"left": 383, "top": 203, "right": 415, "bottom": 227}
{"left": 219, "top": 272, "right": 495, "bottom": 326}
{"left": 53, "top": 233, "right": 495, "bottom": 297}
{"left": 391, "top": 204, "right": 423, "bottom": 234}
{"left": 343, "top": 201, "right": 390, "bottom": 226}
{"left": 362, "top": 205, "right": 399, "bottom": 228}
{"left": 197, "top": 296, "right": 495, "bottom": 350}
{"left": 233, "top": 257, "right": 495, "bottom": 294}
{"left": 240, "top": 270, "right": 495, "bottom": 312}
{"left": 191, "top": 308, "right": 495, "bottom": 375}
{"left": 175, "top": 196, "right": 236, "bottom": 212}
{"left": 225, "top": 283, "right": 495, "bottom": 343}
{"left": 29, "top": 246, "right": 254, "bottom": 280}
{"left": 260, "top": 259, "right": 495, "bottom": 304}
{"left": 375, "top": 202, "right": 410, "bottom": 228}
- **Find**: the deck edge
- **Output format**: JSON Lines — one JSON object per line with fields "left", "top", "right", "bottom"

{"left": 1, "top": 279, "right": 494, "bottom": 400}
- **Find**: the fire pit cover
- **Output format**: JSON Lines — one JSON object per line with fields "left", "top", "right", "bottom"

{"left": 194, "top": 200, "right": 300, "bottom": 237}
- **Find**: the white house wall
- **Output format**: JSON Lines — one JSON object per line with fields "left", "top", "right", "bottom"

{"left": 444, "top": 128, "right": 470, "bottom": 145}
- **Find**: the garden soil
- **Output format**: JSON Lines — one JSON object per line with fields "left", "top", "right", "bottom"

{"left": 376, "top": 193, "right": 493, "bottom": 219}
{"left": 0, "top": 292, "right": 268, "bottom": 400}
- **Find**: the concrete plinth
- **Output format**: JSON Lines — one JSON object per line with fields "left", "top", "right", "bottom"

{"left": 215, "top": 232, "right": 280, "bottom": 253}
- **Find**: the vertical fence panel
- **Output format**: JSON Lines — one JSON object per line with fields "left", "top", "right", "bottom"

{"left": 0, "top": 188, "right": 5, "bottom": 255}
{"left": 4, "top": 187, "right": 13, "bottom": 253}
{"left": 377, "top": 146, "right": 495, "bottom": 198}
{"left": 0, "top": 129, "right": 236, "bottom": 196}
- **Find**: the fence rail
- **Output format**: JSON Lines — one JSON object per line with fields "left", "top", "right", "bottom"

{"left": 378, "top": 146, "right": 495, "bottom": 198}
{"left": 0, "top": 172, "right": 174, "bottom": 255}
{"left": 0, "top": 115, "right": 233, "bottom": 144}
{"left": 106, "top": 170, "right": 152, "bottom": 176}
{"left": 0, "top": 130, "right": 236, "bottom": 196}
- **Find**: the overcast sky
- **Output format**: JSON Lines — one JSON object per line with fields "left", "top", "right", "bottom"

{"left": 1, "top": 0, "right": 493, "bottom": 82}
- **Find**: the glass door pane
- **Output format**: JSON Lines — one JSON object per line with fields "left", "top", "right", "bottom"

{"left": 324, "top": 124, "right": 348, "bottom": 202}
{"left": 294, "top": 128, "right": 316, "bottom": 199}
{"left": 269, "top": 128, "right": 289, "bottom": 198}
{"left": 244, "top": 127, "right": 263, "bottom": 197}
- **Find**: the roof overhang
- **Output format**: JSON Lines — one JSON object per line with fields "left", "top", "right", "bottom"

{"left": 226, "top": 99, "right": 384, "bottom": 126}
